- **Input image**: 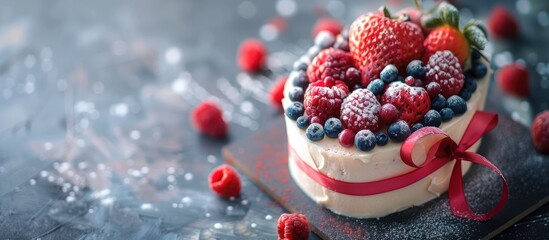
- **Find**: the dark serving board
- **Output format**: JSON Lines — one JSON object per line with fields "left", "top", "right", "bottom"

{"left": 223, "top": 106, "right": 549, "bottom": 239}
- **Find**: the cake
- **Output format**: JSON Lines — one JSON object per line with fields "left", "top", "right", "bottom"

{"left": 282, "top": 2, "right": 493, "bottom": 218}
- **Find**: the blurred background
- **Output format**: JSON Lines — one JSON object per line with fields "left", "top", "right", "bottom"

{"left": 0, "top": 0, "right": 547, "bottom": 239}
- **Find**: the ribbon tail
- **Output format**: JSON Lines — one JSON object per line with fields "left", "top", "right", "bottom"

{"left": 448, "top": 153, "right": 509, "bottom": 221}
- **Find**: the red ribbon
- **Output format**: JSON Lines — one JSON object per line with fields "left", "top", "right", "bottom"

{"left": 290, "top": 111, "right": 508, "bottom": 221}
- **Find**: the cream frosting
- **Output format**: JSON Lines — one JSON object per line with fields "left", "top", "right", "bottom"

{"left": 282, "top": 61, "right": 491, "bottom": 218}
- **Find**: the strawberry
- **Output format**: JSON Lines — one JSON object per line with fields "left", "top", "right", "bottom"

{"left": 269, "top": 76, "right": 288, "bottom": 109}
{"left": 381, "top": 82, "right": 430, "bottom": 125}
{"left": 496, "top": 63, "right": 530, "bottom": 97}
{"left": 191, "top": 101, "right": 228, "bottom": 138}
{"left": 488, "top": 5, "right": 519, "bottom": 39}
{"left": 349, "top": 6, "right": 424, "bottom": 86}
{"left": 423, "top": 2, "right": 487, "bottom": 65}
{"left": 312, "top": 17, "right": 344, "bottom": 38}
{"left": 277, "top": 213, "right": 309, "bottom": 240}
{"left": 340, "top": 89, "right": 381, "bottom": 133}
{"left": 307, "top": 48, "right": 354, "bottom": 84}
{"left": 303, "top": 78, "right": 349, "bottom": 123}
{"left": 237, "top": 39, "right": 267, "bottom": 72}
{"left": 425, "top": 50, "right": 465, "bottom": 98}
{"left": 531, "top": 111, "right": 549, "bottom": 154}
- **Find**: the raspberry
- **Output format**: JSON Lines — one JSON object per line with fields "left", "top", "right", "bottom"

{"left": 269, "top": 76, "right": 288, "bottom": 108}
{"left": 340, "top": 89, "right": 381, "bottom": 133}
{"left": 312, "top": 17, "right": 344, "bottom": 38}
{"left": 208, "top": 164, "right": 241, "bottom": 198}
{"left": 425, "top": 50, "right": 465, "bottom": 98}
{"left": 381, "top": 82, "right": 430, "bottom": 125}
{"left": 379, "top": 103, "right": 401, "bottom": 125}
{"left": 237, "top": 39, "right": 267, "bottom": 72}
{"left": 304, "top": 79, "right": 349, "bottom": 122}
{"left": 531, "top": 111, "right": 549, "bottom": 154}
{"left": 426, "top": 82, "right": 442, "bottom": 98}
{"left": 277, "top": 213, "right": 309, "bottom": 240}
{"left": 488, "top": 5, "right": 519, "bottom": 39}
{"left": 191, "top": 101, "right": 228, "bottom": 138}
{"left": 307, "top": 48, "right": 354, "bottom": 83}
{"left": 496, "top": 63, "right": 530, "bottom": 97}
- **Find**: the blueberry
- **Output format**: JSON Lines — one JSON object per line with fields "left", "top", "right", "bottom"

{"left": 306, "top": 123, "right": 325, "bottom": 141}
{"left": 459, "top": 89, "right": 472, "bottom": 101}
{"left": 380, "top": 64, "right": 398, "bottom": 83}
{"left": 334, "top": 35, "right": 349, "bottom": 51}
{"left": 314, "top": 31, "right": 336, "bottom": 49}
{"left": 440, "top": 108, "right": 454, "bottom": 122}
{"left": 423, "top": 110, "right": 442, "bottom": 127}
{"left": 411, "top": 123, "right": 424, "bottom": 132}
{"left": 289, "top": 87, "right": 305, "bottom": 102}
{"left": 285, "top": 102, "right": 305, "bottom": 120}
{"left": 341, "top": 29, "right": 349, "bottom": 41}
{"left": 354, "top": 130, "right": 377, "bottom": 151}
{"left": 431, "top": 94, "right": 447, "bottom": 111}
{"left": 296, "top": 116, "right": 310, "bottom": 129}
{"left": 463, "top": 78, "right": 477, "bottom": 92}
{"left": 375, "top": 132, "right": 389, "bottom": 146}
{"left": 290, "top": 71, "right": 309, "bottom": 89}
{"left": 471, "top": 50, "right": 481, "bottom": 61}
{"left": 307, "top": 46, "right": 322, "bottom": 60}
{"left": 353, "top": 84, "right": 363, "bottom": 91}
{"left": 324, "top": 118, "right": 344, "bottom": 138}
{"left": 471, "top": 62, "right": 487, "bottom": 79}
{"left": 397, "top": 76, "right": 405, "bottom": 83}
{"left": 388, "top": 120, "right": 411, "bottom": 142}
{"left": 406, "top": 60, "right": 427, "bottom": 79}
{"left": 366, "top": 79, "right": 385, "bottom": 95}
{"left": 293, "top": 59, "right": 309, "bottom": 71}
{"left": 447, "top": 95, "right": 467, "bottom": 115}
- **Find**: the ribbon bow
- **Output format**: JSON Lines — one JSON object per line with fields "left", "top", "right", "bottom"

{"left": 290, "top": 111, "right": 508, "bottom": 221}
{"left": 400, "top": 111, "right": 508, "bottom": 221}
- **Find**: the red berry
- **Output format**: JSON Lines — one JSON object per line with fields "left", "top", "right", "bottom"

{"left": 496, "top": 63, "right": 530, "bottom": 97}
{"left": 426, "top": 82, "right": 442, "bottom": 98}
{"left": 405, "top": 76, "right": 415, "bottom": 86}
{"left": 307, "top": 48, "right": 354, "bottom": 83}
{"left": 381, "top": 82, "right": 430, "bottom": 125}
{"left": 209, "top": 164, "right": 241, "bottom": 198}
{"left": 488, "top": 5, "right": 519, "bottom": 39}
{"left": 425, "top": 50, "right": 465, "bottom": 98}
{"left": 304, "top": 80, "right": 349, "bottom": 122}
{"left": 397, "top": 8, "right": 430, "bottom": 36}
{"left": 338, "top": 129, "right": 355, "bottom": 148}
{"left": 379, "top": 103, "right": 401, "bottom": 124}
{"left": 312, "top": 17, "right": 344, "bottom": 38}
{"left": 345, "top": 67, "right": 361, "bottom": 87}
{"left": 414, "top": 79, "right": 424, "bottom": 88}
{"left": 277, "top": 213, "right": 309, "bottom": 240}
{"left": 423, "top": 26, "right": 470, "bottom": 66}
{"left": 238, "top": 39, "right": 267, "bottom": 72}
{"left": 340, "top": 89, "right": 381, "bottom": 133}
{"left": 310, "top": 116, "right": 323, "bottom": 125}
{"left": 191, "top": 101, "right": 228, "bottom": 138}
{"left": 269, "top": 76, "right": 288, "bottom": 109}
{"left": 531, "top": 111, "right": 549, "bottom": 154}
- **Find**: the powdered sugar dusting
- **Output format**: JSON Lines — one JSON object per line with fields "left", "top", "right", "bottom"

{"left": 340, "top": 89, "right": 381, "bottom": 133}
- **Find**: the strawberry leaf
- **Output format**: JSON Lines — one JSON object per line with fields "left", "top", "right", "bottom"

{"left": 379, "top": 6, "right": 392, "bottom": 18}
{"left": 464, "top": 25, "right": 487, "bottom": 50}
{"left": 422, "top": 15, "right": 443, "bottom": 29}
{"left": 438, "top": 2, "right": 460, "bottom": 27}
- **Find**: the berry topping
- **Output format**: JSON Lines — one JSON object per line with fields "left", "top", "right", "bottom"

{"left": 277, "top": 213, "right": 310, "bottom": 240}
{"left": 406, "top": 60, "right": 427, "bottom": 79}
{"left": 340, "top": 89, "right": 381, "bottom": 133}
{"left": 307, "top": 48, "right": 354, "bottom": 84}
{"left": 312, "top": 18, "right": 344, "bottom": 39}
{"left": 375, "top": 132, "right": 389, "bottom": 146}
{"left": 286, "top": 102, "right": 305, "bottom": 120}
{"left": 324, "top": 118, "right": 344, "bottom": 138}
{"left": 379, "top": 103, "right": 401, "bottom": 125}
{"left": 345, "top": 67, "right": 362, "bottom": 86}
{"left": 496, "top": 64, "right": 530, "bottom": 98}
{"left": 270, "top": 76, "right": 288, "bottom": 108}
{"left": 388, "top": 120, "right": 412, "bottom": 142}
{"left": 289, "top": 87, "right": 305, "bottom": 102}
{"left": 459, "top": 77, "right": 477, "bottom": 101}
{"left": 238, "top": 39, "right": 267, "bottom": 72}
{"left": 426, "top": 82, "right": 442, "bottom": 98}
{"left": 290, "top": 71, "right": 309, "bottom": 89}
{"left": 411, "top": 123, "right": 424, "bottom": 132}
{"left": 355, "top": 130, "right": 377, "bottom": 151}
{"left": 303, "top": 79, "right": 349, "bottom": 122}
{"left": 488, "top": 5, "right": 519, "bottom": 39}
{"left": 296, "top": 116, "right": 310, "bottom": 129}
{"left": 338, "top": 129, "right": 355, "bottom": 148}
{"left": 293, "top": 59, "right": 309, "bottom": 71}
{"left": 349, "top": 9, "right": 424, "bottom": 83}
{"left": 209, "top": 164, "right": 241, "bottom": 198}
{"left": 470, "top": 61, "right": 488, "bottom": 79}
{"left": 422, "top": 109, "right": 442, "bottom": 127}
{"left": 404, "top": 76, "right": 415, "bottom": 86}
{"left": 425, "top": 50, "right": 465, "bottom": 98}
{"left": 334, "top": 35, "right": 350, "bottom": 52}
{"left": 306, "top": 123, "right": 325, "bottom": 141}
{"left": 310, "top": 116, "right": 323, "bottom": 125}
{"left": 531, "top": 111, "right": 549, "bottom": 154}
{"left": 380, "top": 64, "right": 399, "bottom": 84}
{"left": 431, "top": 94, "right": 447, "bottom": 111}
{"left": 447, "top": 95, "right": 467, "bottom": 115}
{"left": 314, "top": 31, "right": 336, "bottom": 49}
{"left": 191, "top": 101, "right": 228, "bottom": 139}
{"left": 440, "top": 107, "right": 455, "bottom": 122}
{"left": 366, "top": 79, "right": 385, "bottom": 95}
{"left": 307, "top": 46, "right": 322, "bottom": 59}
{"left": 381, "top": 82, "right": 430, "bottom": 125}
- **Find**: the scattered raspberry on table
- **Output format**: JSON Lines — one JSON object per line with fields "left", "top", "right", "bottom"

{"left": 208, "top": 164, "right": 241, "bottom": 198}
{"left": 238, "top": 38, "right": 267, "bottom": 72}
{"left": 496, "top": 63, "right": 530, "bottom": 97}
{"left": 191, "top": 101, "right": 228, "bottom": 138}
{"left": 531, "top": 111, "right": 549, "bottom": 154}
{"left": 488, "top": 5, "right": 519, "bottom": 39}
{"left": 277, "top": 213, "right": 309, "bottom": 240}
{"left": 269, "top": 76, "right": 288, "bottom": 109}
